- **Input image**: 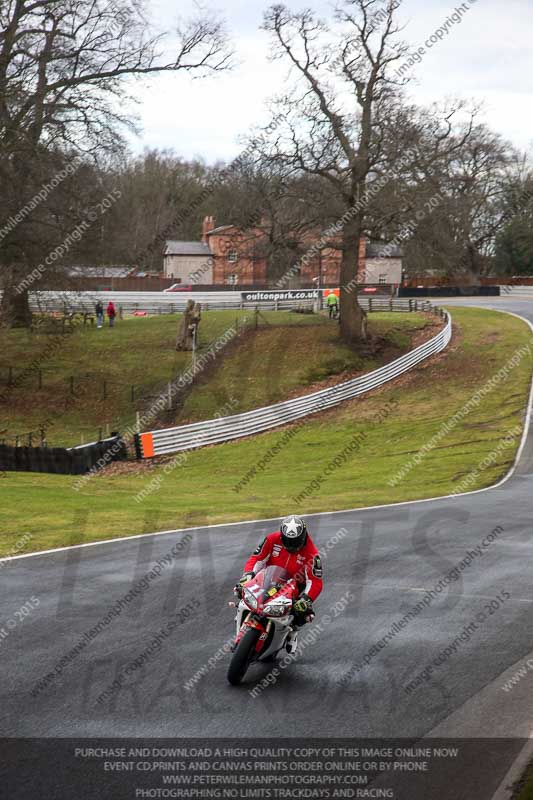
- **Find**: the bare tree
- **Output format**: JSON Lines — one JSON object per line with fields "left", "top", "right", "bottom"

{"left": 396, "top": 123, "right": 513, "bottom": 280}
{"left": 214, "top": 162, "right": 326, "bottom": 284}
{"left": 0, "top": 0, "right": 232, "bottom": 326}
{"left": 495, "top": 170, "right": 533, "bottom": 276}
{"left": 260, "top": 1, "right": 478, "bottom": 342}
{"left": 259, "top": 1, "right": 410, "bottom": 341}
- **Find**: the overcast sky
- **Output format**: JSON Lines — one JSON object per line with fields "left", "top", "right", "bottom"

{"left": 127, "top": 0, "right": 533, "bottom": 162}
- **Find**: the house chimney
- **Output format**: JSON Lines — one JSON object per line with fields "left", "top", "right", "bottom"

{"left": 202, "top": 215, "right": 215, "bottom": 244}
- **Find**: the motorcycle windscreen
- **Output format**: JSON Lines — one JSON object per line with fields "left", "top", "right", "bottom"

{"left": 252, "top": 565, "right": 292, "bottom": 604}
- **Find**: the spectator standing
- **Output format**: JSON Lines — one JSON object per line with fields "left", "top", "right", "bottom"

{"left": 326, "top": 291, "right": 339, "bottom": 319}
{"left": 107, "top": 301, "right": 116, "bottom": 328}
{"left": 95, "top": 301, "right": 104, "bottom": 329}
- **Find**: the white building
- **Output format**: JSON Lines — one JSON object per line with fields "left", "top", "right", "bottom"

{"left": 163, "top": 240, "right": 213, "bottom": 284}
{"left": 361, "top": 242, "right": 403, "bottom": 285}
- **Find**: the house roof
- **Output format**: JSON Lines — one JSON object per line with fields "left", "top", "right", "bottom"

{"left": 165, "top": 241, "right": 212, "bottom": 256}
{"left": 366, "top": 241, "right": 403, "bottom": 259}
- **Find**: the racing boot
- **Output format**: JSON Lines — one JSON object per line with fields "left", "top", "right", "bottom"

{"left": 285, "top": 627, "right": 299, "bottom": 655}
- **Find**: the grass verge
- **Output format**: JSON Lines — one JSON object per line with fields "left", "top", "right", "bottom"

{"left": 0, "top": 306, "right": 531, "bottom": 556}
{"left": 514, "top": 762, "right": 533, "bottom": 799}
{"left": 0, "top": 310, "right": 426, "bottom": 445}
{"left": 176, "top": 311, "right": 431, "bottom": 422}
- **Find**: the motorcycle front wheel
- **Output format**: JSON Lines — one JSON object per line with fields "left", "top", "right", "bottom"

{"left": 227, "top": 627, "right": 261, "bottom": 686}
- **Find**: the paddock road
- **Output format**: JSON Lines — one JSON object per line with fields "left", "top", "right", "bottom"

{"left": 2, "top": 296, "right": 533, "bottom": 799}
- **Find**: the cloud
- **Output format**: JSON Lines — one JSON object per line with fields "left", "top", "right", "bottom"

{"left": 128, "top": 0, "right": 533, "bottom": 159}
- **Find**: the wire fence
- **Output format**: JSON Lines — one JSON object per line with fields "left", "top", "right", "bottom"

{"left": 0, "top": 428, "right": 49, "bottom": 448}
{"left": 1, "top": 298, "right": 440, "bottom": 452}
{"left": 135, "top": 307, "right": 452, "bottom": 459}
{"left": 0, "top": 365, "right": 144, "bottom": 401}
{"left": 0, "top": 422, "right": 125, "bottom": 449}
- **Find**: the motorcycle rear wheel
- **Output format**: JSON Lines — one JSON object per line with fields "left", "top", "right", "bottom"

{"left": 227, "top": 627, "right": 261, "bottom": 686}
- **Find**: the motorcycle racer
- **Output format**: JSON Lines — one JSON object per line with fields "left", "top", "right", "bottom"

{"left": 235, "top": 515, "right": 323, "bottom": 653}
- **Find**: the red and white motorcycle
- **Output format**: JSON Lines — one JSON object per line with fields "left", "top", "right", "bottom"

{"left": 227, "top": 566, "right": 310, "bottom": 686}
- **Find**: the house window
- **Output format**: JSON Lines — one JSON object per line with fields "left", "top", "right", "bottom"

{"left": 227, "top": 249, "right": 238, "bottom": 263}
{"left": 378, "top": 274, "right": 387, "bottom": 284}
{"left": 227, "top": 274, "right": 237, "bottom": 285}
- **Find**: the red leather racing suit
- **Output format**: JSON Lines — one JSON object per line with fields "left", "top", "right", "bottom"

{"left": 243, "top": 531, "right": 323, "bottom": 602}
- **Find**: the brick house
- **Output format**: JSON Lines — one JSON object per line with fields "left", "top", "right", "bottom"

{"left": 164, "top": 216, "right": 402, "bottom": 287}
{"left": 204, "top": 216, "right": 267, "bottom": 284}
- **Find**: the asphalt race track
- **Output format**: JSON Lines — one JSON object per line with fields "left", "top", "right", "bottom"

{"left": 2, "top": 296, "right": 533, "bottom": 798}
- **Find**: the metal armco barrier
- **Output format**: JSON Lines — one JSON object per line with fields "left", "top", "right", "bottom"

{"left": 498, "top": 286, "right": 533, "bottom": 295}
{"left": 358, "top": 298, "right": 433, "bottom": 311}
{"left": 25, "top": 291, "right": 434, "bottom": 315}
{"left": 29, "top": 290, "right": 311, "bottom": 314}
{"left": 135, "top": 309, "right": 452, "bottom": 459}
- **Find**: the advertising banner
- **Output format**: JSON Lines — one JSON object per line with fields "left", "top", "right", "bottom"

{"left": 241, "top": 290, "right": 320, "bottom": 302}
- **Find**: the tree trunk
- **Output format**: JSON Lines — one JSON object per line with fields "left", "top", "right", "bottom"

{"left": 0, "top": 274, "right": 32, "bottom": 328}
{"left": 176, "top": 300, "right": 201, "bottom": 351}
{"left": 339, "top": 219, "right": 367, "bottom": 344}
{"left": 465, "top": 243, "right": 480, "bottom": 279}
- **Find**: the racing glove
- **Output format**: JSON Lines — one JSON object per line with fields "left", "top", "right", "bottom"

{"left": 234, "top": 572, "right": 253, "bottom": 598}
{"left": 294, "top": 593, "right": 313, "bottom": 614}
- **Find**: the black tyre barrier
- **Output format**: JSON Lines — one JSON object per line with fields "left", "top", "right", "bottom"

{"left": 0, "top": 435, "right": 127, "bottom": 475}
{"left": 398, "top": 286, "right": 500, "bottom": 297}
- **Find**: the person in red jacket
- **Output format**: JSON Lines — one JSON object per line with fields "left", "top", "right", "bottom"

{"left": 106, "top": 301, "right": 116, "bottom": 328}
{"left": 235, "top": 515, "right": 323, "bottom": 653}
